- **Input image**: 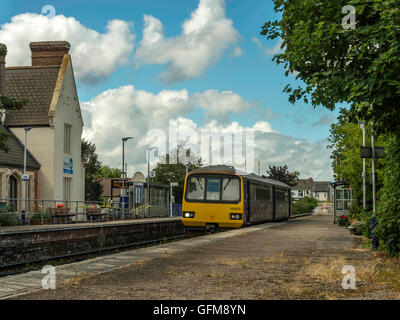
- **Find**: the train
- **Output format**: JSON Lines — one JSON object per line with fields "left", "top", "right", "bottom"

{"left": 181, "top": 165, "right": 291, "bottom": 231}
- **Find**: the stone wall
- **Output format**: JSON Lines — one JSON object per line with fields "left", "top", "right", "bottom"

{"left": 0, "top": 219, "right": 184, "bottom": 267}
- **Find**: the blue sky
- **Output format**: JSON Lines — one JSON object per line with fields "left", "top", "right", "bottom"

{"left": 0, "top": 0, "right": 341, "bottom": 179}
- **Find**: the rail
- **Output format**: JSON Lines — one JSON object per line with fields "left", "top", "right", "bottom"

{"left": 0, "top": 198, "right": 174, "bottom": 225}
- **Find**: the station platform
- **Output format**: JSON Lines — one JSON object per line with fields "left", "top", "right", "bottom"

{"left": 0, "top": 217, "right": 181, "bottom": 234}
{"left": 0, "top": 217, "right": 184, "bottom": 268}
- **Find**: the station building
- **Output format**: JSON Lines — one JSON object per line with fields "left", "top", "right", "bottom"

{"left": 0, "top": 41, "right": 85, "bottom": 209}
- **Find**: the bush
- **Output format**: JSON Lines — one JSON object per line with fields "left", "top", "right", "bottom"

{"left": 292, "top": 196, "right": 318, "bottom": 215}
{"left": 30, "top": 213, "right": 51, "bottom": 220}
{"left": 0, "top": 214, "right": 21, "bottom": 226}
{"left": 337, "top": 214, "right": 350, "bottom": 226}
{"left": 0, "top": 204, "right": 15, "bottom": 213}
{"left": 375, "top": 135, "right": 400, "bottom": 255}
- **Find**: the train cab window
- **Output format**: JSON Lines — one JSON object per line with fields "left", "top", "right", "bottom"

{"left": 206, "top": 177, "right": 221, "bottom": 200}
{"left": 222, "top": 177, "right": 240, "bottom": 201}
{"left": 187, "top": 177, "right": 205, "bottom": 200}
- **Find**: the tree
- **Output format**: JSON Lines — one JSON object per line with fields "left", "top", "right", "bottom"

{"left": 327, "top": 109, "right": 385, "bottom": 212}
{"left": 261, "top": 0, "right": 400, "bottom": 136}
{"left": 375, "top": 135, "right": 400, "bottom": 255}
{"left": 152, "top": 145, "right": 203, "bottom": 203}
{"left": 266, "top": 165, "right": 299, "bottom": 186}
{"left": 0, "top": 96, "right": 27, "bottom": 152}
{"left": 81, "top": 139, "right": 103, "bottom": 201}
{"left": 97, "top": 165, "right": 121, "bottom": 179}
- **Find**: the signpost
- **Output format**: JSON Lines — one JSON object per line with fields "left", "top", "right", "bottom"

{"left": 169, "top": 182, "right": 178, "bottom": 217}
{"left": 360, "top": 146, "right": 385, "bottom": 159}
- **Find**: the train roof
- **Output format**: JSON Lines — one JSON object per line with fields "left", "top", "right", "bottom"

{"left": 188, "top": 165, "right": 291, "bottom": 189}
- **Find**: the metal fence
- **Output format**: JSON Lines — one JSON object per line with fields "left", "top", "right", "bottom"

{"left": 0, "top": 197, "right": 172, "bottom": 226}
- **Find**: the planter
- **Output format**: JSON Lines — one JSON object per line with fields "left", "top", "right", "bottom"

{"left": 29, "top": 218, "right": 52, "bottom": 225}
{"left": 348, "top": 222, "right": 364, "bottom": 235}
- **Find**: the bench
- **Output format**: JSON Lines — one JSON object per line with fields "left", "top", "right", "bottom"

{"left": 49, "top": 207, "right": 76, "bottom": 224}
{"left": 86, "top": 207, "right": 109, "bottom": 222}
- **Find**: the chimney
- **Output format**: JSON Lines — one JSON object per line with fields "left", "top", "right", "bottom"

{"left": 0, "top": 43, "right": 7, "bottom": 95}
{"left": 29, "top": 41, "right": 70, "bottom": 66}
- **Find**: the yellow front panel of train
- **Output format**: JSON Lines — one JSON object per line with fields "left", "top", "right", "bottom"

{"left": 182, "top": 173, "right": 244, "bottom": 229}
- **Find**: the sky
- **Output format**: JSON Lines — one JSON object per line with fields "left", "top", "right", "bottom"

{"left": 0, "top": 0, "right": 341, "bottom": 180}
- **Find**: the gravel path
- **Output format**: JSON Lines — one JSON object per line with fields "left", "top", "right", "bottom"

{"left": 13, "top": 215, "right": 400, "bottom": 300}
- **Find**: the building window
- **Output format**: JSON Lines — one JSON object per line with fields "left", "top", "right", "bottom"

{"left": 63, "top": 177, "right": 72, "bottom": 202}
{"left": 64, "top": 124, "right": 72, "bottom": 154}
{"left": 298, "top": 190, "right": 303, "bottom": 197}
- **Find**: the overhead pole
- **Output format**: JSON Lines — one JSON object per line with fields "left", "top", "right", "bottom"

{"left": 359, "top": 121, "right": 366, "bottom": 211}
{"left": 371, "top": 105, "right": 378, "bottom": 249}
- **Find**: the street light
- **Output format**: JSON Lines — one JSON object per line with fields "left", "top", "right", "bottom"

{"left": 359, "top": 121, "right": 366, "bottom": 211}
{"left": 22, "top": 126, "right": 34, "bottom": 225}
{"left": 147, "top": 146, "right": 157, "bottom": 213}
{"left": 121, "top": 137, "right": 133, "bottom": 220}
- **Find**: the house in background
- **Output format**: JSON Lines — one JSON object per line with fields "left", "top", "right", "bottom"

{"left": 292, "top": 178, "right": 332, "bottom": 202}
{"left": 0, "top": 124, "right": 40, "bottom": 210}
{"left": 312, "top": 181, "right": 332, "bottom": 202}
{"left": 291, "top": 177, "right": 314, "bottom": 200}
{"left": 0, "top": 41, "right": 85, "bottom": 208}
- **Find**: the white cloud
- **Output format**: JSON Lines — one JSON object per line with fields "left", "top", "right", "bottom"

{"left": 0, "top": 13, "right": 134, "bottom": 84}
{"left": 231, "top": 46, "right": 242, "bottom": 57}
{"left": 134, "top": 0, "right": 239, "bottom": 83}
{"left": 252, "top": 36, "right": 282, "bottom": 56}
{"left": 81, "top": 85, "right": 333, "bottom": 181}
{"left": 190, "top": 89, "right": 251, "bottom": 122}
{"left": 312, "top": 114, "right": 335, "bottom": 126}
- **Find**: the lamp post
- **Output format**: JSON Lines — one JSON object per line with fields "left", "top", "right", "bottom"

{"left": 22, "top": 126, "right": 34, "bottom": 225}
{"left": 359, "top": 121, "right": 366, "bottom": 211}
{"left": 147, "top": 147, "right": 157, "bottom": 213}
{"left": 121, "top": 137, "right": 133, "bottom": 220}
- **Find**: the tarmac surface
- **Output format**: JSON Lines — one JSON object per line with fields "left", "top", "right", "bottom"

{"left": 3, "top": 214, "right": 399, "bottom": 300}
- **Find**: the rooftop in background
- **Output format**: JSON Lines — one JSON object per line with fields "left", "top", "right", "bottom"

{"left": 292, "top": 178, "right": 331, "bottom": 192}
{"left": 0, "top": 124, "right": 40, "bottom": 170}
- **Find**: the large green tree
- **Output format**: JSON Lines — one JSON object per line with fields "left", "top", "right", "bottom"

{"left": 375, "top": 135, "right": 400, "bottom": 254}
{"left": 152, "top": 146, "right": 203, "bottom": 203}
{"left": 81, "top": 139, "right": 103, "bottom": 201}
{"left": 261, "top": 0, "right": 400, "bottom": 135}
{"left": 97, "top": 165, "right": 122, "bottom": 179}
{"left": 266, "top": 164, "right": 299, "bottom": 186}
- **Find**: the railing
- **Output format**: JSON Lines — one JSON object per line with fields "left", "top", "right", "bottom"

{"left": 0, "top": 198, "right": 171, "bottom": 226}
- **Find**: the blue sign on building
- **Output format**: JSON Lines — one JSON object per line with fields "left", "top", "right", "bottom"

{"left": 63, "top": 156, "right": 73, "bottom": 174}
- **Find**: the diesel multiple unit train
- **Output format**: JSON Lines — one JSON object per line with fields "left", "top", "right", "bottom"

{"left": 181, "top": 165, "right": 291, "bottom": 230}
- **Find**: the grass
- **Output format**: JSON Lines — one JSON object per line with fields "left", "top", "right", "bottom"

{"left": 263, "top": 252, "right": 289, "bottom": 265}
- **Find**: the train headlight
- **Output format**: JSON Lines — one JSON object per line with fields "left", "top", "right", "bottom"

{"left": 183, "top": 212, "right": 195, "bottom": 218}
{"left": 230, "top": 213, "right": 243, "bottom": 220}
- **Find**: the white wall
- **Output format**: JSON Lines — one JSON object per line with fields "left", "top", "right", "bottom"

{"left": 53, "top": 59, "right": 85, "bottom": 203}
{"left": 10, "top": 127, "right": 55, "bottom": 200}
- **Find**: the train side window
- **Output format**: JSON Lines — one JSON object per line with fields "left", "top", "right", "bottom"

{"left": 222, "top": 177, "right": 240, "bottom": 201}
{"left": 206, "top": 177, "right": 221, "bottom": 201}
{"left": 255, "top": 186, "right": 270, "bottom": 200}
{"left": 187, "top": 177, "right": 205, "bottom": 200}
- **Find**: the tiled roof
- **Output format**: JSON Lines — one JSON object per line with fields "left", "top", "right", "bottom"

{"left": 0, "top": 125, "right": 41, "bottom": 170}
{"left": 313, "top": 181, "right": 331, "bottom": 192}
{"left": 4, "top": 66, "right": 60, "bottom": 126}
{"left": 292, "top": 178, "right": 331, "bottom": 192}
{"left": 292, "top": 178, "right": 314, "bottom": 190}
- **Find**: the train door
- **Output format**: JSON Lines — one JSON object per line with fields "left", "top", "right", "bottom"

{"left": 272, "top": 186, "right": 276, "bottom": 220}
{"left": 244, "top": 180, "right": 251, "bottom": 224}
